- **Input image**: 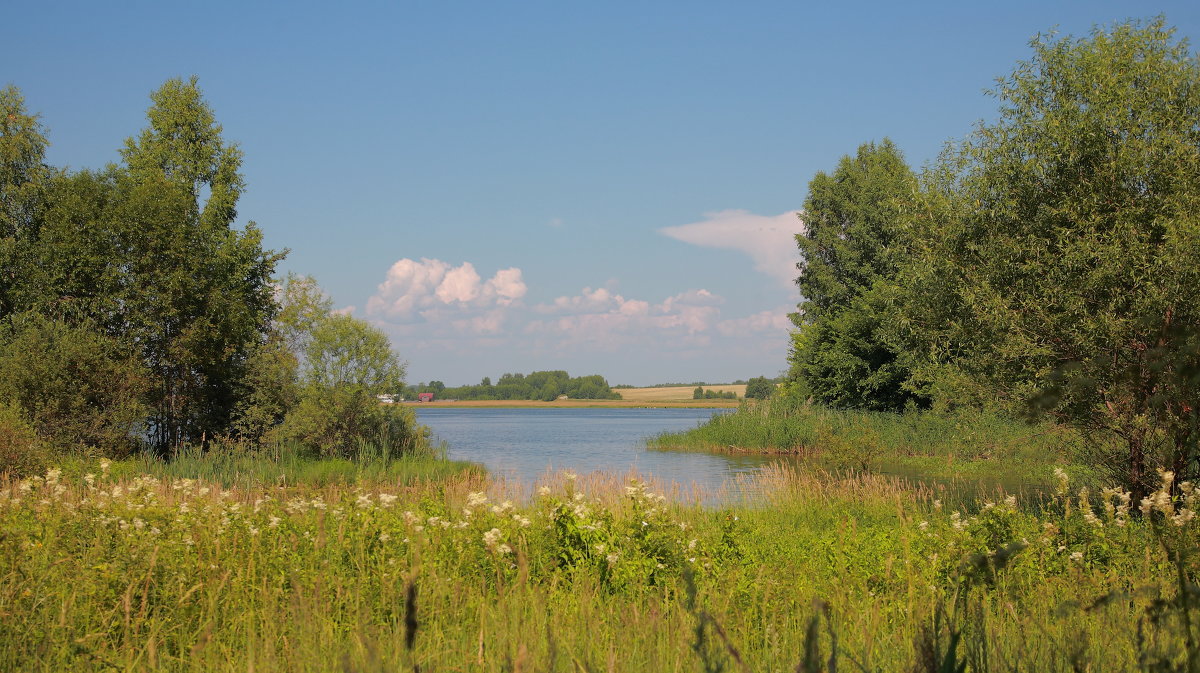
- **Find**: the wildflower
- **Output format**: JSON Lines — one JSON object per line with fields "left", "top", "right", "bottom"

{"left": 1054, "top": 467, "right": 1069, "bottom": 496}
{"left": 918, "top": 521, "right": 930, "bottom": 531}
{"left": 563, "top": 471, "right": 577, "bottom": 482}
{"left": 932, "top": 499, "right": 942, "bottom": 510}
{"left": 1004, "top": 495, "right": 1017, "bottom": 509}
{"left": 379, "top": 532, "right": 391, "bottom": 542}
{"left": 606, "top": 552, "right": 619, "bottom": 566}
{"left": 378, "top": 493, "right": 398, "bottom": 507}
{"left": 268, "top": 516, "right": 281, "bottom": 528}
{"left": 1069, "top": 551, "right": 1083, "bottom": 563}
{"left": 84, "top": 473, "right": 96, "bottom": 488}
{"left": 950, "top": 511, "right": 966, "bottom": 530}
{"left": 467, "top": 492, "right": 488, "bottom": 507}
{"left": 513, "top": 514, "right": 531, "bottom": 527}
{"left": 687, "top": 538, "right": 697, "bottom": 550}
{"left": 537, "top": 486, "right": 551, "bottom": 497}
{"left": 355, "top": 493, "right": 373, "bottom": 509}
{"left": 497, "top": 544, "right": 513, "bottom": 555}
{"left": 99, "top": 458, "right": 111, "bottom": 475}
{"left": 595, "top": 543, "right": 607, "bottom": 553}
{"left": 482, "top": 527, "right": 503, "bottom": 549}
{"left": 1173, "top": 509, "right": 1196, "bottom": 528}
{"left": 403, "top": 511, "right": 419, "bottom": 525}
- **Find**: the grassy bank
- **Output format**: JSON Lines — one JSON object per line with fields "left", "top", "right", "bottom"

{"left": 51, "top": 446, "right": 483, "bottom": 491}
{"left": 2, "top": 462, "right": 1195, "bottom": 671}
{"left": 647, "top": 397, "right": 1087, "bottom": 484}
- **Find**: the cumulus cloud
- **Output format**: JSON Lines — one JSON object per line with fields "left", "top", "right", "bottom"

{"left": 659, "top": 210, "right": 803, "bottom": 287}
{"left": 366, "top": 258, "right": 528, "bottom": 321}
{"left": 360, "top": 257, "right": 793, "bottom": 384}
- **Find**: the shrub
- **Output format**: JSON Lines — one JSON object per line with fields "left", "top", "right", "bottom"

{"left": 0, "top": 402, "right": 47, "bottom": 478}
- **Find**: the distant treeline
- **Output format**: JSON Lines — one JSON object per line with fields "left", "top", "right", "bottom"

{"left": 408, "top": 371, "right": 620, "bottom": 401}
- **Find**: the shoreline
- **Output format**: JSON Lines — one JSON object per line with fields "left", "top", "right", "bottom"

{"left": 399, "top": 399, "right": 740, "bottom": 409}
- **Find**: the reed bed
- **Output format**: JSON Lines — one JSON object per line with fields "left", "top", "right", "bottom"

{"left": 648, "top": 398, "right": 1087, "bottom": 484}
{"left": 2, "top": 462, "right": 1197, "bottom": 671}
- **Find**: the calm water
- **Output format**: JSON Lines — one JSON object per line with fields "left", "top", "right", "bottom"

{"left": 415, "top": 407, "right": 783, "bottom": 495}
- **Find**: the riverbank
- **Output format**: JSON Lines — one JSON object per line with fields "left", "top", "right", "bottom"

{"left": 3, "top": 462, "right": 1188, "bottom": 671}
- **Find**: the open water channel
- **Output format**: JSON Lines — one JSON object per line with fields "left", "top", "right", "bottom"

{"left": 415, "top": 407, "right": 778, "bottom": 498}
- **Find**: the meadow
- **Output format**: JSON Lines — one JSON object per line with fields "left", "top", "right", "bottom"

{"left": 4, "top": 459, "right": 1198, "bottom": 672}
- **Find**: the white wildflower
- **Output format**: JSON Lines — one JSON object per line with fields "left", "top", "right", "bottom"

{"left": 467, "top": 492, "right": 488, "bottom": 507}
{"left": 1069, "top": 551, "right": 1083, "bottom": 563}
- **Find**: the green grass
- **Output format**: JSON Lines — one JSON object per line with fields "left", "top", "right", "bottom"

{"left": 648, "top": 397, "right": 1091, "bottom": 485}
{"left": 3, "top": 461, "right": 1197, "bottom": 671}
{"left": 52, "top": 444, "right": 483, "bottom": 490}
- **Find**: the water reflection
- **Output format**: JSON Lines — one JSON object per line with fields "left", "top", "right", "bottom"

{"left": 417, "top": 407, "right": 764, "bottom": 497}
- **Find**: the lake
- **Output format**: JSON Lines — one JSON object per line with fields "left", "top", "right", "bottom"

{"left": 415, "top": 407, "right": 782, "bottom": 497}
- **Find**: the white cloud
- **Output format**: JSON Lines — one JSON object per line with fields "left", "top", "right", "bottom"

{"left": 659, "top": 210, "right": 803, "bottom": 287}
{"left": 361, "top": 258, "right": 792, "bottom": 384}
{"left": 716, "top": 307, "right": 794, "bottom": 337}
{"left": 366, "top": 258, "right": 527, "bottom": 321}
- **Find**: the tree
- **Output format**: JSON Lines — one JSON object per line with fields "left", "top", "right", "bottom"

{"left": 113, "top": 77, "right": 282, "bottom": 451}
{"left": 906, "top": 18, "right": 1200, "bottom": 500}
{"left": 693, "top": 386, "right": 704, "bottom": 400}
{"left": 0, "top": 85, "right": 51, "bottom": 318}
{"left": 788, "top": 139, "right": 923, "bottom": 411}
{"left": 273, "top": 277, "right": 420, "bottom": 458}
{"left": 745, "top": 377, "right": 775, "bottom": 400}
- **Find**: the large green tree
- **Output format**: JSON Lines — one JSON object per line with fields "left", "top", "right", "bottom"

{"left": 2, "top": 79, "right": 282, "bottom": 453}
{"left": 114, "top": 78, "right": 282, "bottom": 451}
{"left": 788, "top": 139, "right": 922, "bottom": 411}
{"left": 906, "top": 18, "right": 1200, "bottom": 499}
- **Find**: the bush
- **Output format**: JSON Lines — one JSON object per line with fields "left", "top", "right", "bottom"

{"left": 0, "top": 402, "right": 48, "bottom": 478}
{"left": 0, "top": 314, "right": 147, "bottom": 457}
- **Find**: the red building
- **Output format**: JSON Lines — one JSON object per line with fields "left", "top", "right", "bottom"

{"left": 417, "top": 392, "right": 435, "bottom": 403}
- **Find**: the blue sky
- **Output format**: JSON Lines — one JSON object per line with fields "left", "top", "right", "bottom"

{"left": 7, "top": 1, "right": 1199, "bottom": 385}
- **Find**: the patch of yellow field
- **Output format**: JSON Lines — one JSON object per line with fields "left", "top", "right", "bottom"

{"left": 615, "top": 384, "right": 746, "bottom": 403}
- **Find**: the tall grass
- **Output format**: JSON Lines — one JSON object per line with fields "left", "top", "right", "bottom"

{"left": 648, "top": 397, "right": 1089, "bottom": 483}
{"left": 2, "top": 461, "right": 1195, "bottom": 671}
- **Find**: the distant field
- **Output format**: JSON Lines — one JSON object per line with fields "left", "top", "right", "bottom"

{"left": 616, "top": 384, "right": 746, "bottom": 402}
{"left": 395, "top": 385, "right": 746, "bottom": 408}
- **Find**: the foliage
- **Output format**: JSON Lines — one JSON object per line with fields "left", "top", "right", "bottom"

{"left": 694, "top": 386, "right": 737, "bottom": 400}
{"left": 1, "top": 78, "right": 282, "bottom": 454}
{"left": 416, "top": 370, "right": 622, "bottom": 401}
{"left": 0, "top": 402, "right": 46, "bottom": 478}
{"left": 268, "top": 275, "right": 425, "bottom": 458}
{"left": 789, "top": 139, "right": 924, "bottom": 412}
{"left": 901, "top": 18, "right": 1200, "bottom": 499}
{"left": 0, "top": 313, "right": 147, "bottom": 456}
{"left": 744, "top": 376, "right": 775, "bottom": 400}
